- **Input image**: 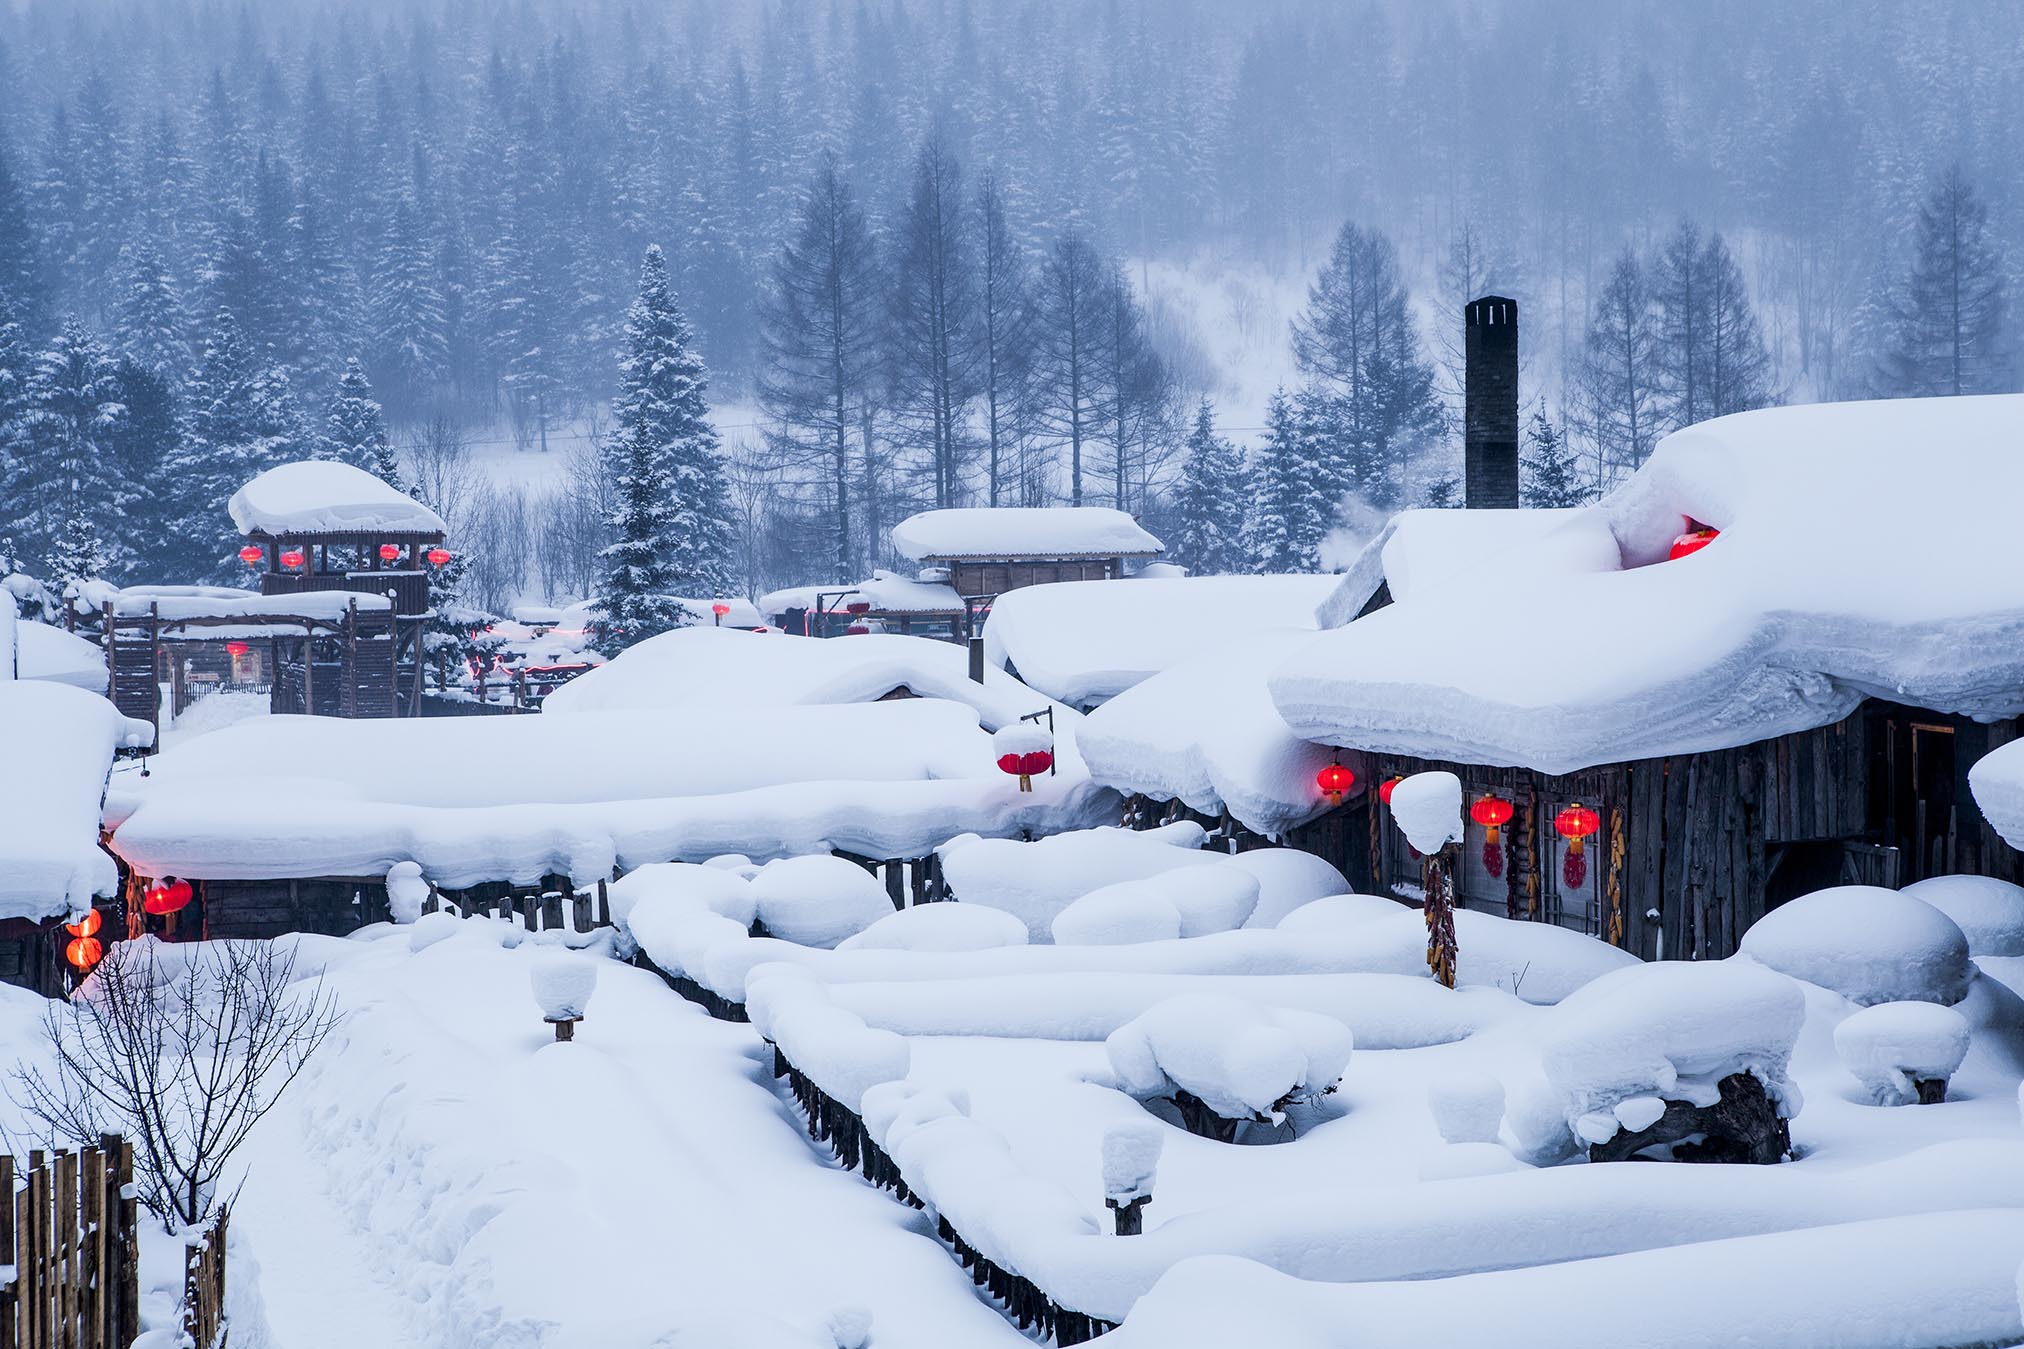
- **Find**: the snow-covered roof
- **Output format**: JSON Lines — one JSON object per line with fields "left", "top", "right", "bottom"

{"left": 541, "top": 625, "right": 1066, "bottom": 732}
{"left": 1078, "top": 629, "right": 1356, "bottom": 837}
{"left": 1316, "top": 507, "right": 1610, "bottom": 628}
{"left": 983, "top": 574, "right": 1342, "bottom": 708}
{"left": 1272, "top": 395, "right": 2024, "bottom": 774}
{"left": 0, "top": 681, "right": 152, "bottom": 921}
{"left": 891, "top": 507, "right": 1164, "bottom": 562}
{"left": 228, "top": 461, "right": 448, "bottom": 537}
{"left": 16, "top": 621, "right": 107, "bottom": 693}
{"left": 107, "top": 698, "right": 1114, "bottom": 885}
{"left": 854, "top": 570, "right": 965, "bottom": 616}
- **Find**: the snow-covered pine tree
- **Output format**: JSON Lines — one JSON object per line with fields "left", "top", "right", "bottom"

{"left": 1700, "top": 231, "right": 1779, "bottom": 418}
{"left": 1575, "top": 248, "right": 1661, "bottom": 480}
{"left": 323, "top": 357, "right": 401, "bottom": 481}
{"left": 104, "top": 356, "right": 183, "bottom": 582}
{"left": 249, "top": 363, "right": 313, "bottom": 464}
{"left": 0, "top": 288, "right": 31, "bottom": 510}
{"left": 1168, "top": 397, "right": 1250, "bottom": 575}
{"left": 1872, "top": 166, "right": 2010, "bottom": 397}
{"left": 1520, "top": 408, "right": 1593, "bottom": 508}
{"left": 47, "top": 501, "right": 107, "bottom": 595}
{"left": 1650, "top": 218, "right": 1708, "bottom": 430}
{"left": 22, "top": 317, "right": 129, "bottom": 578}
{"left": 0, "top": 141, "right": 49, "bottom": 336}
{"left": 168, "top": 308, "right": 280, "bottom": 579}
{"left": 1246, "top": 387, "right": 1332, "bottom": 573}
{"left": 111, "top": 240, "right": 192, "bottom": 384}
{"left": 591, "top": 244, "right": 736, "bottom": 654}
{"left": 367, "top": 194, "right": 448, "bottom": 417}
{"left": 1419, "top": 475, "right": 1461, "bottom": 508}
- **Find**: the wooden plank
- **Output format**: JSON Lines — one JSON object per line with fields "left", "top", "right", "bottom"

{"left": 27, "top": 1151, "right": 44, "bottom": 1349}
{"left": 1, "top": 1154, "right": 14, "bottom": 1349}
{"left": 116, "top": 1140, "right": 136, "bottom": 1345}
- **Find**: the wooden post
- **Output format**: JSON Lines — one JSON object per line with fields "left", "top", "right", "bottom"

{"left": 570, "top": 891, "right": 591, "bottom": 932}
{"left": 27, "top": 1150, "right": 44, "bottom": 1349}
{"left": 595, "top": 878, "right": 611, "bottom": 928}
{"left": 1, "top": 1154, "right": 15, "bottom": 1349}
{"left": 539, "top": 892, "right": 563, "bottom": 932}
{"left": 1105, "top": 1194, "right": 1148, "bottom": 1236}
{"left": 56, "top": 1150, "right": 74, "bottom": 1349}
{"left": 116, "top": 1139, "right": 137, "bottom": 1349}
{"left": 79, "top": 1149, "right": 101, "bottom": 1349}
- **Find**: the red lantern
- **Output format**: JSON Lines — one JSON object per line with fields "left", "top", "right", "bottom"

{"left": 379, "top": 543, "right": 403, "bottom": 561}
{"left": 1316, "top": 762, "right": 1355, "bottom": 802}
{"left": 225, "top": 640, "right": 249, "bottom": 658}
{"left": 712, "top": 602, "right": 730, "bottom": 617}
{"left": 845, "top": 600, "right": 871, "bottom": 616}
{"left": 1471, "top": 794, "right": 1514, "bottom": 878}
{"left": 1378, "top": 775, "right": 1403, "bottom": 806}
{"left": 65, "top": 909, "right": 102, "bottom": 939}
{"left": 66, "top": 936, "right": 102, "bottom": 971}
{"left": 237, "top": 544, "right": 263, "bottom": 565}
{"left": 279, "top": 549, "right": 306, "bottom": 570}
{"left": 844, "top": 624, "right": 870, "bottom": 635}
{"left": 426, "top": 547, "right": 452, "bottom": 567}
{"left": 143, "top": 878, "right": 194, "bottom": 916}
{"left": 1554, "top": 803, "right": 1602, "bottom": 889}
{"left": 1668, "top": 528, "right": 1719, "bottom": 561}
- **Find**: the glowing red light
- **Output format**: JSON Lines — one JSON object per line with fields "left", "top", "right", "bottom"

{"left": 425, "top": 548, "right": 452, "bottom": 567}
{"left": 379, "top": 543, "right": 403, "bottom": 561}
{"left": 237, "top": 545, "right": 263, "bottom": 565}
{"left": 1316, "top": 763, "right": 1355, "bottom": 798}
{"left": 279, "top": 549, "right": 306, "bottom": 570}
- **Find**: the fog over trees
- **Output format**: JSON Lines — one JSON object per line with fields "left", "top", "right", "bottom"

{"left": 0, "top": 0, "right": 2016, "bottom": 601}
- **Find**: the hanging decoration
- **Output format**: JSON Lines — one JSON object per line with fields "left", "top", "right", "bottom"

{"left": 845, "top": 600, "right": 872, "bottom": 616}
{"left": 1554, "top": 802, "right": 1602, "bottom": 890}
{"left": 143, "top": 877, "right": 195, "bottom": 916}
{"left": 225, "top": 640, "right": 249, "bottom": 658}
{"left": 426, "top": 547, "right": 453, "bottom": 567}
{"left": 237, "top": 545, "right": 263, "bottom": 565}
{"left": 1315, "top": 761, "right": 1355, "bottom": 804}
{"left": 711, "top": 602, "right": 731, "bottom": 622}
{"left": 993, "top": 723, "right": 1055, "bottom": 793}
{"left": 65, "top": 909, "right": 101, "bottom": 939}
{"left": 1668, "top": 527, "right": 1719, "bottom": 560}
{"left": 66, "top": 936, "right": 103, "bottom": 971}
{"left": 1470, "top": 793, "right": 1514, "bottom": 878}
{"left": 279, "top": 549, "right": 306, "bottom": 570}
{"left": 1378, "top": 776, "right": 1404, "bottom": 806}
{"left": 379, "top": 543, "right": 403, "bottom": 561}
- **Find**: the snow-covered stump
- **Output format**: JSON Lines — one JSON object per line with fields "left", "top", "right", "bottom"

{"left": 531, "top": 952, "right": 597, "bottom": 1041}
{"left": 1834, "top": 1001, "right": 1971, "bottom": 1106}
{"left": 1101, "top": 1122, "right": 1163, "bottom": 1235}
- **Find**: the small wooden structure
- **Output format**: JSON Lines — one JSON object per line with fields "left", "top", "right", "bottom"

{"left": 888, "top": 507, "right": 1164, "bottom": 605}
{"left": 0, "top": 1139, "right": 142, "bottom": 1349}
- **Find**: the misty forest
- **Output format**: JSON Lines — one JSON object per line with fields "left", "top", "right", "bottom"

{"left": 0, "top": 0, "right": 2017, "bottom": 617}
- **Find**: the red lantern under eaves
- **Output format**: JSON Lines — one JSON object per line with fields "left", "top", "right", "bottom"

{"left": 997, "top": 748, "right": 1054, "bottom": 792}
{"left": 279, "top": 549, "right": 306, "bottom": 570}
{"left": 1554, "top": 803, "right": 1602, "bottom": 889}
{"left": 143, "top": 878, "right": 194, "bottom": 916}
{"left": 1316, "top": 762, "right": 1355, "bottom": 803}
{"left": 65, "top": 908, "right": 102, "bottom": 938}
{"left": 225, "top": 640, "right": 249, "bottom": 658}
{"left": 426, "top": 547, "right": 452, "bottom": 568}
{"left": 237, "top": 544, "right": 264, "bottom": 565}
{"left": 712, "top": 602, "right": 730, "bottom": 617}
{"left": 379, "top": 543, "right": 403, "bottom": 561}
{"left": 1668, "top": 528, "right": 1719, "bottom": 561}
{"left": 66, "top": 936, "right": 102, "bottom": 971}
{"left": 1378, "top": 776, "right": 1404, "bottom": 806}
{"left": 1471, "top": 794, "right": 1514, "bottom": 878}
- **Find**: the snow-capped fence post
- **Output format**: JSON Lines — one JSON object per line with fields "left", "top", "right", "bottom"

{"left": 0, "top": 1137, "right": 143, "bottom": 1349}
{"left": 1391, "top": 773, "right": 1464, "bottom": 989}
{"left": 1101, "top": 1122, "right": 1162, "bottom": 1235}
{"left": 532, "top": 952, "right": 597, "bottom": 1041}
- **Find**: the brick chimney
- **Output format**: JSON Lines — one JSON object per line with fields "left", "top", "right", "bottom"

{"left": 1464, "top": 295, "right": 1519, "bottom": 508}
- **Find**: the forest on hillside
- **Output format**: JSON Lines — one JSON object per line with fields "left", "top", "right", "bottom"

{"left": 0, "top": 0, "right": 2016, "bottom": 611}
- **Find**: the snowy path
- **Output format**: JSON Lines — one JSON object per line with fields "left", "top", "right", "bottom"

{"left": 232, "top": 928, "right": 1025, "bottom": 1349}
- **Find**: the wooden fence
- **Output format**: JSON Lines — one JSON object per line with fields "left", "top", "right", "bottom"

{"left": 181, "top": 1208, "right": 228, "bottom": 1349}
{"left": 0, "top": 1137, "right": 140, "bottom": 1349}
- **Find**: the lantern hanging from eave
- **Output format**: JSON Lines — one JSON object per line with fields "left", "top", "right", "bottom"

{"left": 65, "top": 908, "right": 102, "bottom": 939}
{"left": 225, "top": 640, "right": 249, "bottom": 658}
{"left": 143, "top": 877, "right": 194, "bottom": 916}
{"left": 379, "top": 543, "right": 403, "bottom": 561}
{"left": 993, "top": 723, "right": 1055, "bottom": 793}
{"left": 845, "top": 600, "right": 871, "bottom": 616}
{"left": 712, "top": 602, "right": 730, "bottom": 618}
{"left": 1471, "top": 793, "right": 1515, "bottom": 878}
{"left": 1316, "top": 761, "right": 1355, "bottom": 804}
{"left": 1554, "top": 802, "right": 1602, "bottom": 889}
{"left": 426, "top": 547, "right": 452, "bottom": 568}
{"left": 279, "top": 548, "right": 306, "bottom": 570}
{"left": 66, "top": 936, "right": 103, "bottom": 971}
{"left": 1668, "top": 527, "right": 1719, "bottom": 561}
{"left": 1378, "top": 775, "right": 1404, "bottom": 806}
{"left": 237, "top": 544, "right": 263, "bottom": 566}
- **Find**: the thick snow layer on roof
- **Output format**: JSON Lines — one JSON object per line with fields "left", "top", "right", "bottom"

{"left": 1078, "top": 628, "right": 1348, "bottom": 836}
{"left": 107, "top": 586, "right": 393, "bottom": 625}
{"left": 891, "top": 506, "right": 1162, "bottom": 561}
{"left": 854, "top": 570, "right": 964, "bottom": 615}
{"left": 1275, "top": 396, "right": 2024, "bottom": 773}
{"left": 1316, "top": 507, "right": 1611, "bottom": 628}
{"left": 0, "top": 681, "right": 150, "bottom": 921}
{"left": 107, "top": 699, "right": 1115, "bottom": 884}
{"left": 985, "top": 574, "right": 1340, "bottom": 708}
{"left": 228, "top": 460, "right": 448, "bottom": 536}
{"left": 542, "top": 626, "right": 1065, "bottom": 730}
{"left": 15, "top": 621, "right": 107, "bottom": 692}
{"left": 1969, "top": 740, "right": 2024, "bottom": 852}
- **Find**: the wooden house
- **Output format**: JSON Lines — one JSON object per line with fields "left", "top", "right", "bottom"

{"left": 889, "top": 507, "right": 1164, "bottom": 603}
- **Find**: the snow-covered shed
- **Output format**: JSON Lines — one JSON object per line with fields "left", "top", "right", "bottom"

{"left": 759, "top": 571, "right": 967, "bottom": 640}
{"left": 1250, "top": 395, "right": 2024, "bottom": 959}
{"left": 889, "top": 506, "right": 1163, "bottom": 601}
{"left": 0, "top": 680, "right": 151, "bottom": 991}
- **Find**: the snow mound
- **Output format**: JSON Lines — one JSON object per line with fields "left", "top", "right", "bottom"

{"left": 608, "top": 862, "right": 756, "bottom": 931}
{"left": 227, "top": 459, "right": 447, "bottom": 536}
{"left": 1902, "top": 875, "right": 2024, "bottom": 957}
{"left": 15, "top": 620, "right": 106, "bottom": 692}
{"left": 938, "top": 823, "right": 1223, "bottom": 942}
{"left": 837, "top": 903, "right": 1028, "bottom": 952}
{"left": 1051, "top": 886, "right": 1181, "bottom": 945}
{"left": 408, "top": 911, "right": 462, "bottom": 952}
{"left": 1429, "top": 1075, "right": 1506, "bottom": 1145}
{"left": 1390, "top": 772, "right": 1463, "bottom": 854}
{"left": 748, "top": 856, "right": 895, "bottom": 949}
{"left": 1276, "top": 894, "right": 1411, "bottom": 933}
{"left": 1740, "top": 885, "right": 1973, "bottom": 1005}
{"left": 1101, "top": 1121, "right": 1163, "bottom": 1205}
{"left": 384, "top": 861, "right": 428, "bottom": 924}
{"left": 0, "top": 680, "right": 149, "bottom": 921}
{"left": 1971, "top": 739, "right": 2024, "bottom": 851}
{"left": 1834, "top": 1000, "right": 1971, "bottom": 1105}
{"left": 1104, "top": 994, "right": 1353, "bottom": 1123}
{"left": 1231, "top": 849, "right": 1352, "bottom": 928}
{"left": 529, "top": 951, "right": 596, "bottom": 1021}
{"left": 747, "top": 970, "right": 909, "bottom": 1111}
{"left": 1539, "top": 960, "right": 1805, "bottom": 1149}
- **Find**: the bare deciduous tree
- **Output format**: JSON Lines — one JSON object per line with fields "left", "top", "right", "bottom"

{"left": 9, "top": 938, "right": 343, "bottom": 1231}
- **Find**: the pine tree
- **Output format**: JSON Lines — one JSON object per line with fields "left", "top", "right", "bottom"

{"left": 1576, "top": 249, "right": 1661, "bottom": 479}
{"left": 591, "top": 245, "right": 737, "bottom": 654}
{"left": 0, "top": 140, "right": 47, "bottom": 336}
{"left": 22, "top": 318, "right": 128, "bottom": 578}
{"left": 167, "top": 308, "right": 281, "bottom": 578}
{"left": 1246, "top": 387, "right": 1332, "bottom": 573}
{"left": 1520, "top": 408, "right": 1593, "bottom": 508}
{"left": 1873, "top": 167, "right": 2011, "bottom": 397}
{"left": 367, "top": 194, "right": 449, "bottom": 416}
{"left": 1168, "top": 397, "right": 1250, "bottom": 575}
{"left": 1700, "top": 231, "right": 1778, "bottom": 418}
{"left": 1650, "top": 218, "right": 1709, "bottom": 430}
{"left": 112, "top": 241, "right": 192, "bottom": 383}
{"left": 1419, "top": 475, "right": 1461, "bottom": 509}
{"left": 323, "top": 358, "right": 401, "bottom": 481}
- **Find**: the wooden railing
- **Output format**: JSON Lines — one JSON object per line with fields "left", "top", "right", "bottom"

{"left": 0, "top": 1137, "right": 139, "bottom": 1349}
{"left": 181, "top": 1208, "right": 228, "bottom": 1349}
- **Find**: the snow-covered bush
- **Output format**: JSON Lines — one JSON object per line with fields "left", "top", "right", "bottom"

{"left": 1051, "top": 865, "right": 1258, "bottom": 945}
{"left": 1230, "top": 848, "right": 1350, "bottom": 928}
{"left": 385, "top": 861, "right": 429, "bottom": 924}
{"left": 837, "top": 902, "right": 1029, "bottom": 952}
{"left": 1276, "top": 894, "right": 1410, "bottom": 933}
{"left": 748, "top": 855, "right": 894, "bottom": 949}
{"left": 1428, "top": 1075, "right": 1505, "bottom": 1145}
{"left": 1740, "top": 885, "right": 1972, "bottom": 1005}
{"left": 1833, "top": 1000, "right": 1971, "bottom": 1105}
{"left": 1901, "top": 875, "right": 2024, "bottom": 957}
{"left": 1539, "top": 960, "right": 1804, "bottom": 1162}
{"left": 409, "top": 910, "right": 462, "bottom": 952}
{"left": 1104, "top": 994, "right": 1353, "bottom": 1138}
{"left": 531, "top": 951, "right": 597, "bottom": 1025}
{"left": 938, "top": 822, "right": 1219, "bottom": 942}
